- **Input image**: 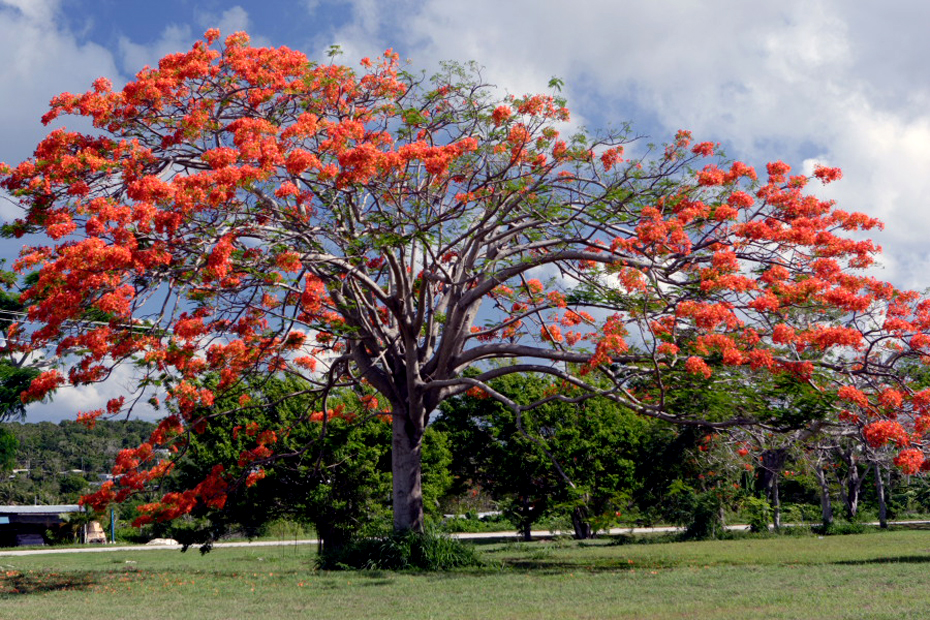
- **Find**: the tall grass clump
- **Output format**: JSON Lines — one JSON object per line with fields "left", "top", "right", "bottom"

{"left": 317, "top": 529, "right": 483, "bottom": 570}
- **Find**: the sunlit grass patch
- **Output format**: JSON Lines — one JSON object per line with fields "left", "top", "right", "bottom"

{"left": 2, "top": 531, "right": 930, "bottom": 619}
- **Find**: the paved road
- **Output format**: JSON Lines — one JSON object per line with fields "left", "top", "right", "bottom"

{"left": 2, "top": 521, "right": 927, "bottom": 557}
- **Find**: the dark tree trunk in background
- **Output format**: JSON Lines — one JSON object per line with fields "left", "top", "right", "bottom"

{"left": 814, "top": 462, "right": 834, "bottom": 529}
{"left": 758, "top": 448, "right": 788, "bottom": 530}
{"left": 571, "top": 505, "right": 594, "bottom": 540}
{"left": 835, "top": 449, "right": 864, "bottom": 521}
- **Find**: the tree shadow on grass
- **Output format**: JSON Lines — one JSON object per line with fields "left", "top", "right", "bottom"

{"left": 400, "top": 556, "right": 681, "bottom": 578}
{"left": 0, "top": 570, "right": 97, "bottom": 597}
{"left": 834, "top": 555, "right": 930, "bottom": 566}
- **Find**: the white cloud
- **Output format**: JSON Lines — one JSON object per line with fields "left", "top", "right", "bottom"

{"left": 10, "top": 0, "right": 930, "bottom": 423}
{"left": 319, "top": 0, "right": 930, "bottom": 289}
{"left": 0, "top": 0, "right": 59, "bottom": 23}
{"left": 214, "top": 6, "right": 251, "bottom": 35}
{"left": 196, "top": 6, "right": 272, "bottom": 48}
{"left": 0, "top": 2, "right": 119, "bottom": 164}
{"left": 25, "top": 363, "right": 161, "bottom": 423}
{"left": 115, "top": 7, "right": 268, "bottom": 84}
{"left": 117, "top": 23, "right": 194, "bottom": 75}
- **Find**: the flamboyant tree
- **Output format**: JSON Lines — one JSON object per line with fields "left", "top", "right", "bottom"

{"left": 3, "top": 30, "right": 930, "bottom": 533}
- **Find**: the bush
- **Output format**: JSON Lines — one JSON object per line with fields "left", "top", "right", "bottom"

{"left": 744, "top": 497, "right": 772, "bottom": 533}
{"left": 261, "top": 517, "right": 310, "bottom": 540}
{"left": 317, "top": 529, "right": 483, "bottom": 570}
{"left": 813, "top": 521, "right": 871, "bottom": 536}
{"left": 114, "top": 526, "right": 149, "bottom": 544}
{"left": 680, "top": 491, "right": 725, "bottom": 541}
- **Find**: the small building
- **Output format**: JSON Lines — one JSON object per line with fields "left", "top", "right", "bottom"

{"left": 0, "top": 505, "right": 84, "bottom": 547}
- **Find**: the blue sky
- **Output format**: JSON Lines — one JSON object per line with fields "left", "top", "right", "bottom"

{"left": 2, "top": 0, "right": 930, "bottom": 421}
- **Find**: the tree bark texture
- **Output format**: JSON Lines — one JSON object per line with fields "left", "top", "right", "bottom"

{"left": 392, "top": 409, "right": 425, "bottom": 532}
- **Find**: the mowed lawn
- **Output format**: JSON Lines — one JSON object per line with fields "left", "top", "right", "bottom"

{"left": 3, "top": 530, "right": 930, "bottom": 619}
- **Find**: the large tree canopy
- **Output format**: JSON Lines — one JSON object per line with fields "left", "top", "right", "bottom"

{"left": 2, "top": 30, "right": 929, "bottom": 532}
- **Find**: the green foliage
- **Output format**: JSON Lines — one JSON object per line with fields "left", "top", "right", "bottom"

{"left": 743, "top": 496, "right": 773, "bottom": 533}
{"left": 654, "top": 365, "right": 833, "bottom": 431}
{"left": 813, "top": 521, "right": 871, "bottom": 536}
{"left": 0, "top": 364, "right": 39, "bottom": 421}
{"left": 2, "top": 419, "right": 156, "bottom": 473}
{"left": 0, "top": 426, "right": 15, "bottom": 473}
{"left": 163, "top": 383, "right": 386, "bottom": 550}
{"left": 58, "top": 472, "right": 90, "bottom": 501}
{"left": 631, "top": 428, "right": 706, "bottom": 525}
{"left": 680, "top": 491, "right": 726, "bottom": 541}
{"left": 44, "top": 509, "right": 97, "bottom": 545}
{"left": 434, "top": 372, "right": 655, "bottom": 538}
{"left": 316, "top": 528, "right": 483, "bottom": 570}
{"left": 0, "top": 290, "right": 39, "bottom": 421}
{"left": 421, "top": 427, "right": 454, "bottom": 514}
{"left": 164, "top": 377, "right": 452, "bottom": 552}
{"left": 0, "top": 419, "right": 155, "bottom": 505}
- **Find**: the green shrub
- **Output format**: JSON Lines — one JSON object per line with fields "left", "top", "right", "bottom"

{"left": 744, "top": 497, "right": 772, "bottom": 533}
{"left": 437, "top": 512, "right": 509, "bottom": 534}
{"left": 317, "top": 529, "right": 483, "bottom": 570}
{"left": 680, "top": 491, "right": 725, "bottom": 541}
{"left": 261, "top": 517, "right": 309, "bottom": 540}
{"left": 813, "top": 521, "right": 871, "bottom": 536}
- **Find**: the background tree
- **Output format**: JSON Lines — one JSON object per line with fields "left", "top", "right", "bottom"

{"left": 0, "top": 281, "right": 40, "bottom": 422}
{"left": 3, "top": 31, "right": 929, "bottom": 535}
{"left": 149, "top": 377, "right": 451, "bottom": 552}
{"left": 436, "top": 373, "right": 654, "bottom": 539}
{"left": 0, "top": 425, "right": 15, "bottom": 475}
{"left": 0, "top": 275, "right": 41, "bottom": 465}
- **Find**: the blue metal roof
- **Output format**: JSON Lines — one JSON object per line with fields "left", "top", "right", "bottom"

{"left": 0, "top": 505, "right": 83, "bottom": 515}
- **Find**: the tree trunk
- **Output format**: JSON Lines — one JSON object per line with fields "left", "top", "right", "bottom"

{"left": 571, "top": 505, "right": 593, "bottom": 540}
{"left": 874, "top": 462, "right": 888, "bottom": 529}
{"left": 844, "top": 461, "right": 860, "bottom": 520}
{"left": 770, "top": 477, "right": 781, "bottom": 531}
{"left": 814, "top": 462, "right": 833, "bottom": 529}
{"left": 317, "top": 520, "right": 353, "bottom": 556}
{"left": 758, "top": 448, "right": 787, "bottom": 530}
{"left": 518, "top": 496, "right": 533, "bottom": 541}
{"left": 838, "top": 476, "right": 859, "bottom": 520}
{"left": 833, "top": 448, "right": 864, "bottom": 521}
{"left": 392, "top": 409, "right": 424, "bottom": 532}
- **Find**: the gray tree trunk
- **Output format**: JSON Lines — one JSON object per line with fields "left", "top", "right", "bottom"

{"left": 836, "top": 450, "right": 862, "bottom": 520}
{"left": 771, "top": 477, "right": 781, "bottom": 530}
{"left": 813, "top": 462, "right": 834, "bottom": 528}
{"left": 874, "top": 462, "right": 888, "bottom": 529}
{"left": 392, "top": 408, "right": 425, "bottom": 532}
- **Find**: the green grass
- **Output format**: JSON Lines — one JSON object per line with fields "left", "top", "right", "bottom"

{"left": 3, "top": 529, "right": 930, "bottom": 619}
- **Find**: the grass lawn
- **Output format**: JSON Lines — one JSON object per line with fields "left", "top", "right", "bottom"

{"left": 2, "top": 529, "right": 930, "bottom": 619}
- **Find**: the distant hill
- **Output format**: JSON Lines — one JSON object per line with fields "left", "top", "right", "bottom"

{"left": 0, "top": 420, "right": 155, "bottom": 505}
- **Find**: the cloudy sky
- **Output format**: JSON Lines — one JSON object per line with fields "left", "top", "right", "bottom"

{"left": 2, "top": 0, "right": 929, "bottom": 421}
